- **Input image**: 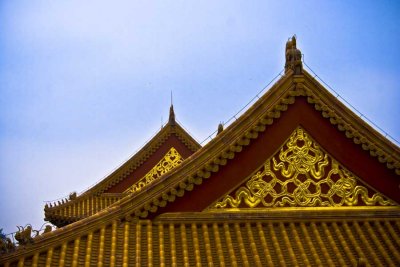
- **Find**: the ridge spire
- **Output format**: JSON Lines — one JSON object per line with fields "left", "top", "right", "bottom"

{"left": 168, "top": 91, "right": 176, "bottom": 125}
{"left": 168, "top": 104, "right": 176, "bottom": 125}
{"left": 217, "top": 122, "right": 224, "bottom": 135}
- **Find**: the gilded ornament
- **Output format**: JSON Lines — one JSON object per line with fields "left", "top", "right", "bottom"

{"left": 213, "top": 127, "right": 396, "bottom": 209}
{"left": 125, "top": 147, "right": 183, "bottom": 194}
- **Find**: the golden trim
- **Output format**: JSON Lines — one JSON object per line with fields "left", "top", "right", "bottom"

{"left": 213, "top": 127, "right": 396, "bottom": 209}
{"left": 156, "top": 207, "right": 400, "bottom": 224}
{"left": 207, "top": 206, "right": 400, "bottom": 213}
{"left": 125, "top": 147, "right": 183, "bottom": 194}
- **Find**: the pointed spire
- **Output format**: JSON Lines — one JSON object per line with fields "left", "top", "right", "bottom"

{"left": 168, "top": 104, "right": 176, "bottom": 125}
{"left": 217, "top": 122, "right": 224, "bottom": 135}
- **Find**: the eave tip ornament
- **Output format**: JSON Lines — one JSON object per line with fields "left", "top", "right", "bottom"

{"left": 285, "top": 35, "right": 303, "bottom": 75}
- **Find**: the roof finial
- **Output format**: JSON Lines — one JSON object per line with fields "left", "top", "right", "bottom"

{"left": 217, "top": 122, "right": 224, "bottom": 135}
{"left": 168, "top": 92, "right": 176, "bottom": 125}
{"left": 285, "top": 35, "right": 303, "bottom": 75}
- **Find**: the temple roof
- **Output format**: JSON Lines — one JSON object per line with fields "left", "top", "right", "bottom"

{"left": 117, "top": 69, "right": 400, "bottom": 220}
{"left": 2, "top": 210, "right": 400, "bottom": 266}
{"left": 2, "top": 37, "right": 399, "bottom": 265}
{"left": 44, "top": 105, "right": 201, "bottom": 227}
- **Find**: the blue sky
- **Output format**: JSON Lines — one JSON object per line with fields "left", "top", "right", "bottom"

{"left": 1, "top": 1, "right": 399, "bottom": 234}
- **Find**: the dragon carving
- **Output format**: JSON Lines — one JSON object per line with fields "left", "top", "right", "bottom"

{"left": 14, "top": 225, "right": 39, "bottom": 246}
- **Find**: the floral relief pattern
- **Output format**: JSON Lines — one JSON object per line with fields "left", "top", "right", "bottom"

{"left": 213, "top": 127, "right": 396, "bottom": 208}
{"left": 125, "top": 147, "right": 183, "bottom": 194}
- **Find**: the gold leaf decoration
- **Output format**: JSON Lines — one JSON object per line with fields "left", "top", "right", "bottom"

{"left": 213, "top": 127, "right": 396, "bottom": 208}
{"left": 125, "top": 147, "right": 183, "bottom": 194}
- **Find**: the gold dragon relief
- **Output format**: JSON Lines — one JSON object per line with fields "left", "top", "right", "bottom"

{"left": 212, "top": 127, "right": 396, "bottom": 209}
{"left": 125, "top": 147, "right": 183, "bottom": 194}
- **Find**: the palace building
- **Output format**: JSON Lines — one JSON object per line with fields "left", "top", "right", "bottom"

{"left": 1, "top": 37, "right": 399, "bottom": 266}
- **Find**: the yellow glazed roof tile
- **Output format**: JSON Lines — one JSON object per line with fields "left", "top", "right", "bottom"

{"left": 2, "top": 210, "right": 400, "bottom": 266}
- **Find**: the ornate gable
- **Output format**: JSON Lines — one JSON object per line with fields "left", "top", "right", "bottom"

{"left": 211, "top": 127, "right": 396, "bottom": 209}
{"left": 125, "top": 147, "right": 183, "bottom": 194}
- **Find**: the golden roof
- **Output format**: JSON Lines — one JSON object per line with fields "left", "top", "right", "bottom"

{"left": 44, "top": 114, "right": 201, "bottom": 226}
{"left": 2, "top": 38, "right": 400, "bottom": 266}
{"left": 2, "top": 209, "right": 400, "bottom": 266}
